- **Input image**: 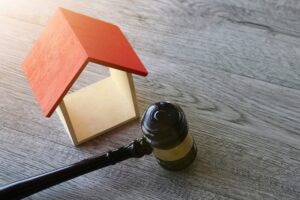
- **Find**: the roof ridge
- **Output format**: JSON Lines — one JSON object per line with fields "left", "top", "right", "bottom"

{"left": 58, "top": 8, "right": 89, "bottom": 57}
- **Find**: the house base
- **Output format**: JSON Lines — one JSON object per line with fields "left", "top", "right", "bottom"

{"left": 56, "top": 68, "right": 139, "bottom": 145}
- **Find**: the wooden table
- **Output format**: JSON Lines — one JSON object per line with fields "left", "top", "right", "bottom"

{"left": 0, "top": 0, "right": 299, "bottom": 199}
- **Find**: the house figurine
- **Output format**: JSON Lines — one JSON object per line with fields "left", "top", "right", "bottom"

{"left": 22, "top": 8, "right": 148, "bottom": 145}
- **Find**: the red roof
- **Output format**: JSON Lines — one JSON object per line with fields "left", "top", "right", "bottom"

{"left": 23, "top": 8, "right": 148, "bottom": 117}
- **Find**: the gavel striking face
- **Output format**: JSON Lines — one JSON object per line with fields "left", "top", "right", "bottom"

{"left": 0, "top": 102, "right": 197, "bottom": 199}
{"left": 142, "top": 101, "right": 197, "bottom": 170}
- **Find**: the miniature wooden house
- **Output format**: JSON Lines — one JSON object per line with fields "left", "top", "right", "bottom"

{"left": 22, "top": 8, "right": 148, "bottom": 145}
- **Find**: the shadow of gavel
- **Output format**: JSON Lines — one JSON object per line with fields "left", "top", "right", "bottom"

{"left": 0, "top": 102, "right": 197, "bottom": 200}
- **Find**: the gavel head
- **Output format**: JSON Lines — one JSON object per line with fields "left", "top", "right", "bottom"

{"left": 141, "top": 101, "right": 197, "bottom": 170}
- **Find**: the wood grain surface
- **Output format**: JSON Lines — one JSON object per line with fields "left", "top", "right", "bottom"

{"left": 0, "top": 0, "right": 299, "bottom": 199}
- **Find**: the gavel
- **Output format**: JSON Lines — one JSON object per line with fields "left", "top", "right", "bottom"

{"left": 0, "top": 102, "right": 197, "bottom": 199}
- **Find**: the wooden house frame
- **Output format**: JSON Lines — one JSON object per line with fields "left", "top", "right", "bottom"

{"left": 22, "top": 8, "right": 148, "bottom": 145}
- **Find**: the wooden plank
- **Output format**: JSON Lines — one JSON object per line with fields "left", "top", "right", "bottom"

{"left": 60, "top": 8, "right": 148, "bottom": 76}
{"left": 57, "top": 100, "right": 78, "bottom": 145}
{"left": 22, "top": 9, "right": 88, "bottom": 117}
{"left": 110, "top": 68, "right": 140, "bottom": 117}
{"left": 62, "top": 75, "right": 137, "bottom": 145}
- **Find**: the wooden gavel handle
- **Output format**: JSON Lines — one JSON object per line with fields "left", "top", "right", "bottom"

{"left": 0, "top": 138, "right": 152, "bottom": 200}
